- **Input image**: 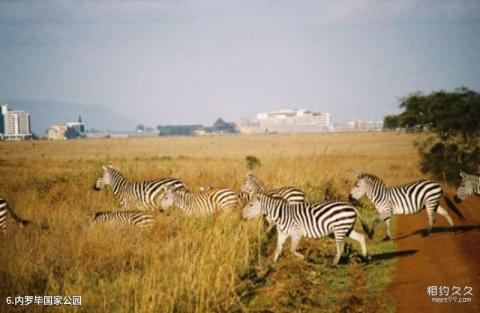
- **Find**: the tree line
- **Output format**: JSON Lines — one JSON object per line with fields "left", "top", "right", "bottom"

{"left": 384, "top": 87, "right": 480, "bottom": 185}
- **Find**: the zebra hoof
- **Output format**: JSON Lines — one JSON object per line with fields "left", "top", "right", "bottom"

{"left": 382, "top": 236, "right": 391, "bottom": 241}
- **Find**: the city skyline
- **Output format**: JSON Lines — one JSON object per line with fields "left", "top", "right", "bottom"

{"left": 1, "top": 1, "right": 479, "bottom": 126}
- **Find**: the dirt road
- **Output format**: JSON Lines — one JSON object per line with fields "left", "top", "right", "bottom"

{"left": 388, "top": 194, "right": 480, "bottom": 313}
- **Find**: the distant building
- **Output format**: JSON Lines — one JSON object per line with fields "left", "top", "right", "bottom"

{"left": 157, "top": 125, "right": 203, "bottom": 136}
{"left": 0, "top": 103, "right": 32, "bottom": 140}
{"left": 157, "top": 118, "right": 236, "bottom": 136}
{"left": 47, "top": 115, "right": 86, "bottom": 140}
{"left": 237, "top": 109, "right": 333, "bottom": 134}
{"left": 347, "top": 120, "right": 383, "bottom": 131}
{"left": 235, "top": 120, "right": 265, "bottom": 134}
{"left": 204, "top": 118, "right": 237, "bottom": 134}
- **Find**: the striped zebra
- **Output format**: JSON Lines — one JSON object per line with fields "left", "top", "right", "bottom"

{"left": 94, "top": 165, "right": 186, "bottom": 211}
{"left": 88, "top": 211, "right": 154, "bottom": 228}
{"left": 454, "top": 171, "right": 480, "bottom": 203}
{"left": 160, "top": 187, "right": 239, "bottom": 215}
{"left": 241, "top": 172, "right": 306, "bottom": 231}
{"left": 241, "top": 172, "right": 306, "bottom": 203}
{"left": 237, "top": 191, "right": 251, "bottom": 206}
{"left": 349, "top": 173, "right": 454, "bottom": 241}
{"left": 242, "top": 193, "right": 369, "bottom": 265}
{"left": 0, "top": 197, "right": 30, "bottom": 233}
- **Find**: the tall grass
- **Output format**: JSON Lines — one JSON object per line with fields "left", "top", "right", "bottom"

{"left": 0, "top": 133, "right": 429, "bottom": 312}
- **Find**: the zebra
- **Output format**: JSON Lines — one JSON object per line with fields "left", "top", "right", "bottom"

{"left": 241, "top": 172, "right": 306, "bottom": 203}
{"left": 454, "top": 171, "right": 480, "bottom": 203}
{"left": 160, "top": 187, "right": 239, "bottom": 215}
{"left": 241, "top": 172, "right": 307, "bottom": 231}
{"left": 94, "top": 165, "right": 186, "bottom": 211}
{"left": 349, "top": 173, "right": 454, "bottom": 241}
{"left": 87, "top": 211, "right": 155, "bottom": 228}
{"left": 0, "top": 197, "right": 30, "bottom": 233}
{"left": 242, "top": 193, "right": 369, "bottom": 265}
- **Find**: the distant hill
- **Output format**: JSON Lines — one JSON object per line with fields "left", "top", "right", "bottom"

{"left": 7, "top": 99, "right": 136, "bottom": 135}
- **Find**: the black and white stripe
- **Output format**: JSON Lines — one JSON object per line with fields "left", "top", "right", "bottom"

{"left": 241, "top": 173, "right": 307, "bottom": 231}
{"left": 455, "top": 171, "right": 480, "bottom": 203}
{"left": 243, "top": 193, "right": 368, "bottom": 265}
{"left": 88, "top": 211, "right": 154, "bottom": 228}
{"left": 161, "top": 188, "right": 239, "bottom": 215}
{"left": 94, "top": 165, "right": 186, "bottom": 211}
{"left": 241, "top": 172, "right": 306, "bottom": 203}
{"left": 0, "top": 197, "right": 30, "bottom": 233}
{"left": 349, "top": 173, "right": 454, "bottom": 240}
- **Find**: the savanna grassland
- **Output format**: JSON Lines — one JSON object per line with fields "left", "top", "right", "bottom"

{"left": 0, "top": 132, "right": 435, "bottom": 313}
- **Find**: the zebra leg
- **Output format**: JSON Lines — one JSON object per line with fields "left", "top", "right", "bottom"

{"left": 436, "top": 206, "right": 454, "bottom": 229}
{"left": 332, "top": 232, "right": 345, "bottom": 265}
{"left": 426, "top": 208, "right": 436, "bottom": 235}
{"left": 348, "top": 230, "right": 367, "bottom": 257}
{"left": 273, "top": 231, "right": 288, "bottom": 263}
{"left": 290, "top": 232, "right": 304, "bottom": 260}
{"left": 383, "top": 218, "right": 392, "bottom": 241}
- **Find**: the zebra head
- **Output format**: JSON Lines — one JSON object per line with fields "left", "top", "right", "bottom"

{"left": 160, "top": 187, "right": 176, "bottom": 212}
{"left": 349, "top": 174, "right": 373, "bottom": 205}
{"left": 454, "top": 171, "right": 472, "bottom": 203}
{"left": 94, "top": 165, "right": 114, "bottom": 191}
{"left": 241, "top": 173, "right": 264, "bottom": 194}
{"left": 242, "top": 194, "right": 262, "bottom": 219}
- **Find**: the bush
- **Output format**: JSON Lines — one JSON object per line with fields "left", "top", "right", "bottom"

{"left": 420, "top": 142, "right": 480, "bottom": 185}
{"left": 246, "top": 155, "right": 261, "bottom": 170}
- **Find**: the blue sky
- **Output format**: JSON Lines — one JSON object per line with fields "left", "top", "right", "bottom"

{"left": 1, "top": 0, "right": 479, "bottom": 126}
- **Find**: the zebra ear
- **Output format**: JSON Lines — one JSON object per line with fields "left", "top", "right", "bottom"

{"left": 459, "top": 171, "right": 466, "bottom": 177}
{"left": 102, "top": 165, "right": 108, "bottom": 171}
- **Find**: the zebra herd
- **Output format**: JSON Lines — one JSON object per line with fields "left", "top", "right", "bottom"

{"left": 1, "top": 165, "right": 479, "bottom": 264}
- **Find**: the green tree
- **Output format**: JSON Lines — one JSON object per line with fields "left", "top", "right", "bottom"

{"left": 246, "top": 155, "right": 261, "bottom": 170}
{"left": 384, "top": 87, "right": 480, "bottom": 184}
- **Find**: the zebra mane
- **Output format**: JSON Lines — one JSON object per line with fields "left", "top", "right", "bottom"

{"left": 94, "top": 211, "right": 108, "bottom": 218}
{"left": 246, "top": 173, "right": 266, "bottom": 188}
{"left": 358, "top": 173, "right": 385, "bottom": 185}
{"left": 258, "top": 192, "right": 287, "bottom": 205}
{"left": 106, "top": 166, "right": 127, "bottom": 179}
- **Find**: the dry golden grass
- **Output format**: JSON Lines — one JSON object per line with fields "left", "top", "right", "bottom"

{"left": 0, "top": 132, "right": 432, "bottom": 312}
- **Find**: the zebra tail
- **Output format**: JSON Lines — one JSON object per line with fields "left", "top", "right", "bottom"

{"left": 443, "top": 195, "right": 466, "bottom": 221}
{"left": 6, "top": 204, "right": 31, "bottom": 226}
{"left": 352, "top": 207, "right": 374, "bottom": 239}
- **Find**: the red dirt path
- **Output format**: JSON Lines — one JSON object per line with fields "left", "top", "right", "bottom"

{"left": 390, "top": 194, "right": 480, "bottom": 313}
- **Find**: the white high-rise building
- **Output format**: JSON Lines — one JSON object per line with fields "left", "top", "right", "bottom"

{"left": 237, "top": 109, "right": 333, "bottom": 134}
{"left": 0, "top": 104, "right": 32, "bottom": 140}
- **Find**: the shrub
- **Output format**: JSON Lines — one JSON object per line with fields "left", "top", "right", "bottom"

{"left": 246, "top": 155, "right": 261, "bottom": 170}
